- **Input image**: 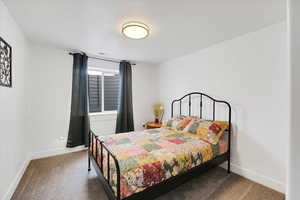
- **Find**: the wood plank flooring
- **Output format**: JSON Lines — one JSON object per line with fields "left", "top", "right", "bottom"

{"left": 12, "top": 151, "right": 285, "bottom": 200}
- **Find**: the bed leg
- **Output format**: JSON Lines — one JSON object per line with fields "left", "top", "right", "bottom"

{"left": 88, "top": 153, "right": 91, "bottom": 172}
{"left": 227, "top": 160, "right": 231, "bottom": 174}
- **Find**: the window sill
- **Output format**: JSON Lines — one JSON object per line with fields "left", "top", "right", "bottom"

{"left": 89, "top": 111, "right": 117, "bottom": 116}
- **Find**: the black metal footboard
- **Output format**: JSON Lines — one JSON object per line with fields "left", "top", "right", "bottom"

{"left": 88, "top": 131, "right": 121, "bottom": 200}
{"left": 88, "top": 130, "right": 230, "bottom": 200}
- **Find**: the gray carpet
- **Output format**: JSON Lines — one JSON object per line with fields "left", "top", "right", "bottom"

{"left": 12, "top": 151, "right": 284, "bottom": 200}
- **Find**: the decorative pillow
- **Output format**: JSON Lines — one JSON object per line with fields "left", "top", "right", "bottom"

{"left": 163, "top": 115, "right": 183, "bottom": 129}
{"left": 182, "top": 119, "right": 201, "bottom": 134}
{"left": 183, "top": 119, "right": 229, "bottom": 144}
{"left": 164, "top": 115, "right": 196, "bottom": 131}
{"left": 177, "top": 117, "right": 194, "bottom": 130}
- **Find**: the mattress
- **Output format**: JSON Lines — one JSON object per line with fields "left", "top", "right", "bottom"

{"left": 92, "top": 127, "right": 228, "bottom": 199}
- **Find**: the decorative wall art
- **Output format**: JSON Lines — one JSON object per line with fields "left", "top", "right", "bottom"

{"left": 0, "top": 37, "right": 12, "bottom": 87}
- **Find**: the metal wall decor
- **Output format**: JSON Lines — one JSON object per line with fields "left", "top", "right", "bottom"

{"left": 0, "top": 37, "right": 12, "bottom": 87}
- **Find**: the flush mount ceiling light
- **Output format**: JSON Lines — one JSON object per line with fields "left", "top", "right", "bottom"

{"left": 122, "top": 22, "right": 149, "bottom": 39}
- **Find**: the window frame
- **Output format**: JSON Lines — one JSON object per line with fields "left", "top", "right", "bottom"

{"left": 88, "top": 67, "right": 119, "bottom": 115}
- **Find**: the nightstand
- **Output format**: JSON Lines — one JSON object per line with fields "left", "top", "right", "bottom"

{"left": 143, "top": 122, "right": 162, "bottom": 129}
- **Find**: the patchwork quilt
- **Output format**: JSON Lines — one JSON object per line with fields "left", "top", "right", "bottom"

{"left": 92, "top": 128, "right": 227, "bottom": 199}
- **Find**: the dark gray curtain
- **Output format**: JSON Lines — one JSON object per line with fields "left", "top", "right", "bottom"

{"left": 116, "top": 61, "right": 134, "bottom": 133}
{"left": 67, "top": 53, "right": 90, "bottom": 147}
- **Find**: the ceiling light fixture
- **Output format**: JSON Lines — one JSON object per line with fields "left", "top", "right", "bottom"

{"left": 122, "top": 22, "right": 149, "bottom": 39}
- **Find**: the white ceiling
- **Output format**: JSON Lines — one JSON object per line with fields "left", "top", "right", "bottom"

{"left": 3, "top": 0, "right": 286, "bottom": 64}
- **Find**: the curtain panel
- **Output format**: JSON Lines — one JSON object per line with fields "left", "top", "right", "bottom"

{"left": 116, "top": 61, "right": 134, "bottom": 133}
{"left": 67, "top": 53, "right": 90, "bottom": 147}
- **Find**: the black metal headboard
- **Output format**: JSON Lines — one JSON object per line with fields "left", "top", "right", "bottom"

{"left": 171, "top": 92, "right": 231, "bottom": 134}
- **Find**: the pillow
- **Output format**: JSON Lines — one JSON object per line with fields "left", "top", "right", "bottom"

{"left": 177, "top": 117, "right": 194, "bottom": 130}
{"left": 183, "top": 119, "right": 229, "bottom": 144}
{"left": 164, "top": 115, "right": 197, "bottom": 131}
{"left": 164, "top": 115, "right": 186, "bottom": 130}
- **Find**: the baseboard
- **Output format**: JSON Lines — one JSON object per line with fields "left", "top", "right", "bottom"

{"left": 2, "top": 154, "right": 31, "bottom": 200}
{"left": 2, "top": 146, "right": 87, "bottom": 200}
{"left": 221, "top": 162, "right": 285, "bottom": 193}
{"left": 31, "top": 145, "right": 87, "bottom": 160}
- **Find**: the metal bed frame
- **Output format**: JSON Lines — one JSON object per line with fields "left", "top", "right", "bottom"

{"left": 88, "top": 92, "right": 231, "bottom": 200}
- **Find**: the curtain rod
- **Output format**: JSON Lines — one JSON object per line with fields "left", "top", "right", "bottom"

{"left": 68, "top": 52, "right": 136, "bottom": 65}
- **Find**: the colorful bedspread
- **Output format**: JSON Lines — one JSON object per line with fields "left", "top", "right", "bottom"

{"left": 93, "top": 128, "right": 227, "bottom": 199}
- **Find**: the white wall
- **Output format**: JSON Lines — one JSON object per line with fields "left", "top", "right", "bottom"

{"left": 0, "top": 1, "right": 31, "bottom": 199}
{"left": 287, "top": 0, "right": 300, "bottom": 199}
{"left": 26, "top": 44, "right": 73, "bottom": 155}
{"left": 132, "top": 63, "right": 157, "bottom": 131}
{"left": 156, "top": 22, "right": 288, "bottom": 192}
{"left": 90, "top": 114, "right": 117, "bottom": 135}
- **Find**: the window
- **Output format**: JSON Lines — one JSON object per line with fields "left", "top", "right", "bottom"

{"left": 88, "top": 68, "right": 120, "bottom": 113}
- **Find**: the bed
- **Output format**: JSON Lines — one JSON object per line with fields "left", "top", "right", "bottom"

{"left": 88, "top": 92, "right": 231, "bottom": 200}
